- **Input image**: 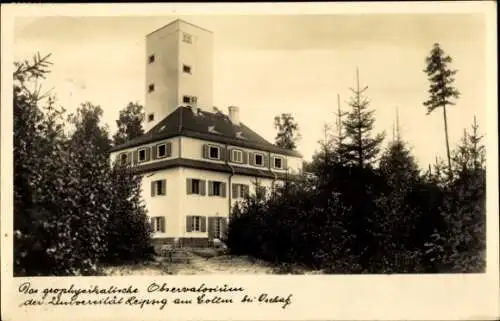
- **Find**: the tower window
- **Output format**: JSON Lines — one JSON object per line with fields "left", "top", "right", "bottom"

{"left": 148, "top": 113, "right": 154, "bottom": 122}
{"left": 183, "top": 64, "right": 192, "bottom": 74}
{"left": 183, "top": 96, "right": 191, "bottom": 104}
{"left": 148, "top": 84, "right": 155, "bottom": 93}
{"left": 182, "top": 33, "right": 192, "bottom": 44}
{"left": 148, "top": 54, "right": 155, "bottom": 64}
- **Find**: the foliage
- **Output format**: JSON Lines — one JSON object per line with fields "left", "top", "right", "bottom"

{"left": 341, "top": 69, "right": 385, "bottom": 168}
{"left": 113, "top": 102, "right": 145, "bottom": 145}
{"left": 274, "top": 113, "right": 301, "bottom": 150}
{"left": 423, "top": 43, "right": 460, "bottom": 175}
{"left": 13, "top": 53, "right": 152, "bottom": 276}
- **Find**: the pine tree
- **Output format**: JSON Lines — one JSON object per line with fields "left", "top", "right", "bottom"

{"left": 274, "top": 113, "right": 301, "bottom": 150}
{"left": 113, "top": 102, "right": 145, "bottom": 145}
{"left": 342, "top": 68, "right": 385, "bottom": 168}
{"left": 423, "top": 43, "right": 460, "bottom": 177}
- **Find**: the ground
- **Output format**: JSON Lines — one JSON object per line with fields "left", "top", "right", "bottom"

{"left": 101, "top": 248, "right": 323, "bottom": 275}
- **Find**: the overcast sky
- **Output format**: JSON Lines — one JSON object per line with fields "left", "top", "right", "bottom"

{"left": 13, "top": 13, "right": 489, "bottom": 167}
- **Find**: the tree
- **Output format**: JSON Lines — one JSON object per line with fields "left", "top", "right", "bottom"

{"left": 274, "top": 113, "right": 301, "bottom": 150}
{"left": 113, "top": 102, "right": 145, "bottom": 145}
{"left": 423, "top": 43, "right": 460, "bottom": 177}
{"left": 341, "top": 68, "right": 385, "bottom": 168}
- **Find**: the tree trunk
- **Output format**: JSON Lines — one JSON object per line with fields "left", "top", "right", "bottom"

{"left": 442, "top": 104, "right": 452, "bottom": 177}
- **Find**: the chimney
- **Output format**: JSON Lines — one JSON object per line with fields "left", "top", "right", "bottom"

{"left": 228, "top": 106, "right": 240, "bottom": 126}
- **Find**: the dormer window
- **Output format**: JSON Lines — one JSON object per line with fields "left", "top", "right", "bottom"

{"left": 209, "top": 146, "right": 220, "bottom": 160}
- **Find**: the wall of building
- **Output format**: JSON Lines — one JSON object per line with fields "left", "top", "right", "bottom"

{"left": 141, "top": 167, "right": 182, "bottom": 239}
{"left": 145, "top": 21, "right": 180, "bottom": 132}
{"left": 177, "top": 21, "right": 214, "bottom": 112}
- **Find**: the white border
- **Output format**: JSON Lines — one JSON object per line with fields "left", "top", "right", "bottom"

{"left": 1, "top": 2, "right": 498, "bottom": 321}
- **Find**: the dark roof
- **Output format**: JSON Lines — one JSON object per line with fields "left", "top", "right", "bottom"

{"left": 132, "top": 157, "right": 297, "bottom": 180}
{"left": 110, "top": 106, "right": 302, "bottom": 157}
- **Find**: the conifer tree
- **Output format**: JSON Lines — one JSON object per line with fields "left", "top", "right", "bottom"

{"left": 342, "top": 69, "right": 385, "bottom": 168}
{"left": 423, "top": 43, "right": 460, "bottom": 176}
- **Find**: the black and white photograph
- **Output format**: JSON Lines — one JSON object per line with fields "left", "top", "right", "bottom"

{"left": 1, "top": 2, "right": 498, "bottom": 321}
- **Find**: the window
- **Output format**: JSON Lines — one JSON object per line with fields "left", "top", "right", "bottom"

{"left": 148, "top": 113, "right": 154, "bottom": 122}
{"left": 138, "top": 148, "right": 147, "bottom": 162}
{"left": 151, "top": 217, "right": 165, "bottom": 233}
{"left": 232, "top": 183, "right": 249, "bottom": 199}
{"left": 193, "top": 216, "right": 201, "bottom": 231}
{"left": 120, "top": 153, "right": 128, "bottom": 165}
{"left": 148, "top": 54, "right": 155, "bottom": 64}
{"left": 209, "top": 146, "right": 220, "bottom": 160}
{"left": 183, "top": 64, "right": 192, "bottom": 74}
{"left": 182, "top": 95, "right": 197, "bottom": 105}
{"left": 213, "top": 182, "right": 221, "bottom": 196}
{"left": 192, "top": 179, "right": 200, "bottom": 194}
{"left": 187, "top": 178, "right": 206, "bottom": 195}
{"left": 148, "top": 84, "right": 155, "bottom": 93}
{"left": 151, "top": 180, "right": 166, "bottom": 196}
{"left": 255, "top": 153, "right": 264, "bottom": 166}
{"left": 187, "top": 216, "right": 204, "bottom": 232}
{"left": 274, "top": 157, "right": 283, "bottom": 169}
{"left": 231, "top": 149, "right": 243, "bottom": 163}
{"left": 182, "top": 33, "right": 192, "bottom": 44}
{"left": 157, "top": 144, "right": 166, "bottom": 158}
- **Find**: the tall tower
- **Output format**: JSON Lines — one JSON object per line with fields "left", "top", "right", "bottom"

{"left": 144, "top": 19, "right": 214, "bottom": 132}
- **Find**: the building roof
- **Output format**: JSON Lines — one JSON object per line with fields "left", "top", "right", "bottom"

{"left": 110, "top": 106, "right": 302, "bottom": 158}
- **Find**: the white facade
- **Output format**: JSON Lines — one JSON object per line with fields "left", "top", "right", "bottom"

{"left": 109, "top": 136, "right": 302, "bottom": 242}
{"left": 145, "top": 20, "right": 214, "bottom": 132}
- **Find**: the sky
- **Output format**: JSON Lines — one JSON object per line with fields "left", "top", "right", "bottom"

{"left": 13, "top": 13, "right": 489, "bottom": 168}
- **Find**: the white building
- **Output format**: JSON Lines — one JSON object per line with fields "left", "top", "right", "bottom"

{"left": 109, "top": 19, "right": 303, "bottom": 247}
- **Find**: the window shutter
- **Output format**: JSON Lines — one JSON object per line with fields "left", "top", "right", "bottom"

{"left": 221, "top": 182, "right": 226, "bottom": 197}
{"left": 220, "top": 147, "right": 226, "bottom": 161}
{"left": 249, "top": 152, "right": 255, "bottom": 166}
{"left": 160, "top": 217, "right": 166, "bottom": 233}
{"left": 145, "top": 147, "right": 151, "bottom": 162}
{"left": 152, "top": 145, "right": 157, "bottom": 160}
{"left": 166, "top": 142, "right": 172, "bottom": 157}
{"left": 207, "top": 217, "right": 216, "bottom": 239}
{"left": 243, "top": 184, "right": 250, "bottom": 197}
{"left": 242, "top": 151, "right": 248, "bottom": 164}
{"left": 232, "top": 184, "right": 239, "bottom": 198}
{"left": 283, "top": 157, "right": 288, "bottom": 170}
{"left": 149, "top": 217, "right": 154, "bottom": 231}
{"left": 127, "top": 152, "right": 133, "bottom": 165}
{"left": 208, "top": 181, "right": 213, "bottom": 196}
{"left": 200, "top": 216, "right": 207, "bottom": 233}
{"left": 264, "top": 154, "right": 270, "bottom": 168}
{"left": 202, "top": 144, "right": 209, "bottom": 159}
{"left": 151, "top": 181, "right": 156, "bottom": 197}
{"left": 186, "top": 216, "right": 193, "bottom": 232}
{"left": 133, "top": 150, "right": 139, "bottom": 164}
{"left": 200, "top": 180, "right": 206, "bottom": 195}
{"left": 162, "top": 179, "right": 167, "bottom": 195}
{"left": 186, "top": 178, "right": 192, "bottom": 194}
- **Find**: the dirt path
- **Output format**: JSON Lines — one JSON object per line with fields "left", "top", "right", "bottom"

{"left": 102, "top": 249, "right": 276, "bottom": 275}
